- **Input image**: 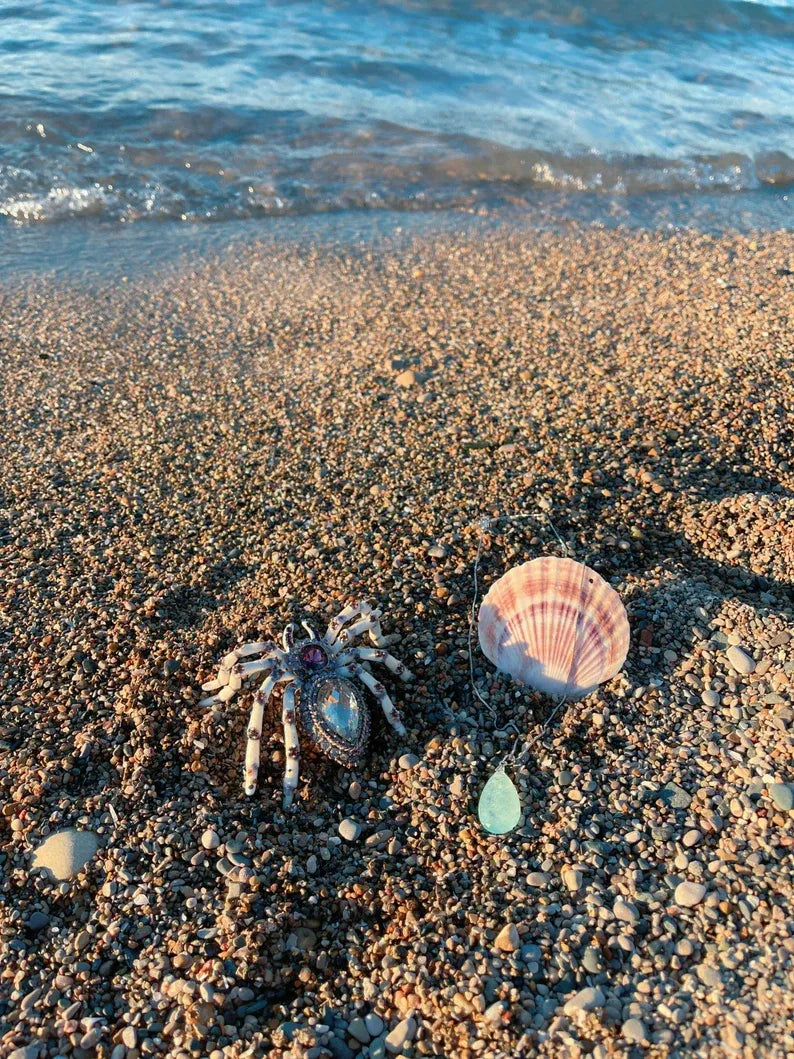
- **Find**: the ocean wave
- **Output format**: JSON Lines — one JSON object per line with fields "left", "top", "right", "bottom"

{"left": 2, "top": 148, "right": 792, "bottom": 226}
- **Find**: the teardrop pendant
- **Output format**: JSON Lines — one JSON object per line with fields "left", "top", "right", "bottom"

{"left": 477, "top": 769, "right": 521, "bottom": 834}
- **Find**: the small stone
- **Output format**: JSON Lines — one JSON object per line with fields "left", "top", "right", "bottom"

{"left": 163, "top": 658, "right": 181, "bottom": 676}
{"left": 768, "top": 783, "right": 793, "bottom": 811}
{"left": 27, "top": 911, "right": 49, "bottom": 931}
{"left": 121, "top": 1027, "right": 137, "bottom": 1048}
{"left": 696, "top": 963, "right": 722, "bottom": 987}
{"left": 494, "top": 923, "right": 520, "bottom": 952}
{"left": 385, "top": 1016, "right": 417, "bottom": 1053}
{"left": 701, "top": 689, "right": 721, "bottom": 708}
{"left": 613, "top": 899, "right": 639, "bottom": 925}
{"left": 427, "top": 544, "right": 447, "bottom": 559}
{"left": 660, "top": 782, "right": 691, "bottom": 809}
{"left": 527, "top": 872, "right": 548, "bottom": 887}
{"left": 484, "top": 1001, "right": 506, "bottom": 1024}
{"left": 398, "top": 753, "right": 419, "bottom": 769}
{"left": 563, "top": 986, "right": 605, "bottom": 1016}
{"left": 339, "top": 818, "right": 362, "bottom": 842}
{"left": 675, "top": 881, "right": 706, "bottom": 907}
{"left": 562, "top": 868, "right": 583, "bottom": 892}
{"left": 365, "top": 1013, "right": 385, "bottom": 1036}
{"left": 31, "top": 829, "right": 98, "bottom": 881}
{"left": 348, "top": 1017, "right": 370, "bottom": 1044}
{"left": 201, "top": 829, "right": 220, "bottom": 850}
{"left": 9, "top": 1046, "right": 42, "bottom": 1059}
{"left": 395, "top": 369, "right": 419, "bottom": 387}
{"left": 582, "top": 946, "right": 604, "bottom": 974}
{"left": 622, "top": 1018, "right": 647, "bottom": 1043}
{"left": 75, "top": 929, "right": 92, "bottom": 951}
{"left": 557, "top": 770, "right": 574, "bottom": 787}
{"left": 683, "top": 829, "right": 702, "bottom": 847}
{"left": 726, "top": 645, "right": 755, "bottom": 675}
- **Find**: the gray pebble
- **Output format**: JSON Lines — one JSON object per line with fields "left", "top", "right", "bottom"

{"left": 768, "top": 783, "right": 793, "bottom": 811}
{"left": 726, "top": 645, "right": 755, "bottom": 675}
{"left": 675, "top": 881, "right": 706, "bottom": 907}
{"left": 622, "top": 1018, "right": 647, "bottom": 1043}
{"left": 563, "top": 986, "right": 605, "bottom": 1015}
{"left": 339, "top": 818, "right": 362, "bottom": 842}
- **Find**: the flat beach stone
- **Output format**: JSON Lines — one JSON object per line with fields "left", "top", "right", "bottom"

{"left": 494, "top": 923, "right": 520, "bottom": 952}
{"left": 675, "top": 881, "right": 706, "bottom": 907}
{"left": 339, "top": 818, "right": 361, "bottom": 842}
{"left": 726, "top": 645, "right": 755, "bottom": 675}
{"left": 31, "top": 829, "right": 98, "bottom": 881}
{"left": 385, "top": 1016, "right": 417, "bottom": 1053}
{"left": 622, "top": 1018, "right": 647, "bottom": 1042}
{"left": 564, "top": 986, "right": 605, "bottom": 1016}
{"left": 768, "top": 783, "right": 793, "bottom": 811}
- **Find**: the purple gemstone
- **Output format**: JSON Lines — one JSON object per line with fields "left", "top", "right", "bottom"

{"left": 300, "top": 644, "right": 327, "bottom": 668}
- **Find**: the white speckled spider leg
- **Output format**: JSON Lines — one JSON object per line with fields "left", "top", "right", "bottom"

{"left": 336, "top": 647, "right": 414, "bottom": 681}
{"left": 281, "top": 684, "right": 300, "bottom": 808}
{"left": 335, "top": 616, "right": 396, "bottom": 653}
{"left": 325, "top": 601, "right": 379, "bottom": 652}
{"left": 244, "top": 671, "right": 294, "bottom": 796}
{"left": 200, "top": 653, "right": 281, "bottom": 706}
{"left": 348, "top": 663, "right": 406, "bottom": 736}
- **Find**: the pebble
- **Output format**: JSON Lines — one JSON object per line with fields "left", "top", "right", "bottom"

{"left": 201, "top": 828, "right": 220, "bottom": 850}
{"left": 494, "top": 923, "right": 520, "bottom": 952}
{"left": 385, "top": 1017, "right": 417, "bottom": 1054}
{"left": 768, "top": 783, "right": 793, "bottom": 811}
{"left": 31, "top": 829, "right": 98, "bottom": 881}
{"left": 339, "top": 818, "right": 362, "bottom": 842}
{"left": 395, "top": 369, "right": 419, "bottom": 387}
{"left": 27, "top": 911, "right": 49, "bottom": 931}
{"left": 563, "top": 986, "right": 605, "bottom": 1016}
{"left": 582, "top": 946, "right": 604, "bottom": 974}
{"left": 622, "top": 1018, "right": 647, "bottom": 1043}
{"left": 701, "top": 689, "right": 721, "bottom": 708}
{"left": 349, "top": 1017, "right": 370, "bottom": 1044}
{"left": 365, "top": 1014, "right": 385, "bottom": 1036}
{"left": 613, "top": 898, "right": 640, "bottom": 925}
{"left": 726, "top": 645, "right": 756, "bottom": 675}
{"left": 661, "top": 782, "right": 692, "bottom": 809}
{"left": 121, "top": 1026, "right": 137, "bottom": 1048}
{"left": 696, "top": 963, "right": 722, "bottom": 988}
{"left": 675, "top": 881, "right": 707, "bottom": 908}
{"left": 398, "top": 753, "right": 419, "bottom": 769}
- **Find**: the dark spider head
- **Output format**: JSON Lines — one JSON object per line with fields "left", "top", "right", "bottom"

{"left": 284, "top": 621, "right": 330, "bottom": 671}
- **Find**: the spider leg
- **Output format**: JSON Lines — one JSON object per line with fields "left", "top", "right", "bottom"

{"left": 281, "top": 684, "right": 300, "bottom": 808}
{"left": 324, "top": 601, "right": 380, "bottom": 652}
{"left": 200, "top": 652, "right": 281, "bottom": 706}
{"left": 334, "top": 615, "right": 397, "bottom": 652}
{"left": 348, "top": 662, "right": 406, "bottom": 736}
{"left": 336, "top": 647, "right": 414, "bottom": 681}
{"left": 244, "top": 671, "right": 293, "bottom": 796}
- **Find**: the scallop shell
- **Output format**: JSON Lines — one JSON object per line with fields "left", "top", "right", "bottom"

{"left": 478, "top": 556, "right": 629, "bottom": 700}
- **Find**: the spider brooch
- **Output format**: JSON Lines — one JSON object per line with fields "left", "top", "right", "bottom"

{"left": 200, "top": 602, "right": 413, "bottom": 806}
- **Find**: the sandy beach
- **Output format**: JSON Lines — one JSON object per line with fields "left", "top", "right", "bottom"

{"left": 1, "top": 225, "right": 793, "bottom": 1058}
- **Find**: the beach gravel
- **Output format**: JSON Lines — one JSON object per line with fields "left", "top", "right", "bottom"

{"left": 1, "top": 225, "right": 793, "bottom": 1057}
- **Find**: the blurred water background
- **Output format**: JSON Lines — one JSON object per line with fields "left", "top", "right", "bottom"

{"left": 2, "top": 0, "right": 794, "bottom": 272}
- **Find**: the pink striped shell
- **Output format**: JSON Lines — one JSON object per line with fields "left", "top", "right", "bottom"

{"left": 478, "top": 557, "right": 630, "bottom": 700}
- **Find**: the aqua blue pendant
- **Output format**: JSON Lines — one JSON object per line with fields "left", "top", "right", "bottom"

{"left": 477, "top": 769, "right": 521, "bottom": 834}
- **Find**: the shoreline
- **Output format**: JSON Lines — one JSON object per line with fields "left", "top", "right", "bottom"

{"left": 1, "top": 225, "right": 793, "bottom": 1057}
{"left": 3, "top": 186, "right": 794, "bottom": 285}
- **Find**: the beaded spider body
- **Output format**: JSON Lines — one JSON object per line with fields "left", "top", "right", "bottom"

{"left": 200, "top": 602, "right": 413, "bottom": 806}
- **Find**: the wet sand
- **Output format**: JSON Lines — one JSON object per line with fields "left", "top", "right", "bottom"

{"left": 1, "top": 225, "right": 793, "bottom": 1058}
